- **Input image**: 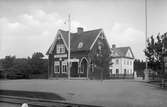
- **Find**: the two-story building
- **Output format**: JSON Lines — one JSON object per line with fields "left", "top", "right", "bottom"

{"left": 109, "top": 45, "right": 135, "bottom": 79}
{"left": 46, "top": 27, "right": 111, "bottom": 79}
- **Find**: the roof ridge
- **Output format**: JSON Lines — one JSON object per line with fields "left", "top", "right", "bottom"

{"left": 59, "top": 28, "right": 102, "bottom": 34}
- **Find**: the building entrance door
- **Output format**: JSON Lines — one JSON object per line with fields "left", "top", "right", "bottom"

{"left": 70, "top": 62, "right": 78, "bottom": 77}
{"left": 80, "top": 58, "right": 88, "bottom": 77}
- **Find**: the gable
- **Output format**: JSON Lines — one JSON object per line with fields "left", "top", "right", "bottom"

{"left": 46, "top": 30, "right": 68, "bottom": 55}
{"left": 111, "top": 47, "right": 134, "bottom": 59}
{"left": 126, "top": 49, "right": 133, "bottom": 58}
{"left": 90, "top": 30, "right": 110, "bottom": 51}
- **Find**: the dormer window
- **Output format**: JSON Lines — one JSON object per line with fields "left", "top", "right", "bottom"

{"left": 56, "top": 44, "right": 65, "bottom": 54}
{"left": 78, "top": 42, "right": 83, "bottom": 49}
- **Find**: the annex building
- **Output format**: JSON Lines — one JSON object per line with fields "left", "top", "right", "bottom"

{"left": 109, "top": 45, "right": 135, "bottom": 79}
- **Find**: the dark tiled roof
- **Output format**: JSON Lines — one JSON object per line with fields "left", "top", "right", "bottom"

{"left": 47, "top": 28, "right": 102, "bottom": 54}
{"left": 60, "top": 29, "right": 102, "bottom": 52}
{"left": 111, "top": 47, "right": 134, "bottom": 59}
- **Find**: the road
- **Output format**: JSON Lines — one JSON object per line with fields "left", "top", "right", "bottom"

{"left": 0, "top": 79, "right": 167, "bottom": 107}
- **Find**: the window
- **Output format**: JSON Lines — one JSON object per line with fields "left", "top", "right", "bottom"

{"left": 127, "top": 60, "right": 129, "bottom": 65}
{"left": 97, "top": 42, "right": 103, "bottom": 55}
{"left": 62, "top": 61, "right": 67, "bottom": 73}
{"left": 124, "top": 59, "right": 126, "bottom": 65}
{"left": 56, "top": 44, "right": 65, "bottom": 54}
{"left": 116, "top": 69, "right": 119, "bottom": 74}
{"left": 127, "top": 70, "right": 129, "bottom": 74}
{"left": 57, "top": 35, "right": 61, "bottom": 40}
{"left": 78, "top": 42, "right": 83, "bottom": 49}
{"left": 54, "top": 61, "right": 60, "bottom": 73}
{"left": 130, "top": 61, "right": 132, "bottom": 65}
{"left": 116, "top": 59, "right": 119, "bottom": 64}
{"left": 124, "top": 69, "right": 126, "bottom": 75}
{"left": 130, "top": 69, "right": 132, "bottom": 74}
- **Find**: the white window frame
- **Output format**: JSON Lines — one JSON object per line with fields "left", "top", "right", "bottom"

{"left": 54, "top": 61, "right": 60, "bottom": 73}
{"left": 62, "top": 61, "right": 67, "bottom": 73}
{"left": 56, "top": 44, "right": 65, "bottom": 54}
{"left": 130, "top": 61, "right": 132, "bottom": 65}
{"left": 116, "top": 59, "right": 119, "bottom": 64}
{"left": 127, "top": 60, "right": 129, "bottom": 65}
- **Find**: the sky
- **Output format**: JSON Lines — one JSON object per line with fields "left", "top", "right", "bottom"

{"left": 0, "top": 0, "right": 167, "bottom": 60}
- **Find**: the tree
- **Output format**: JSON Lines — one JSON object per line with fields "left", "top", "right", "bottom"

{"left": 12, "top": 58, "right": 32, "bottom": 78}
{"left": 32, "top": 52, "right": 44, "bottom": 59}
{"left": 29, "top": 52, "right": 47, "bottom": 74}
{"left": 2, "top": 55, "right": 16, "bottom": 70}
{"left": 134, "top": 59, "right": 145, "bottom": 77}
{"left": 91, "top": 41, "right": 112, "bottom": 80}
{"left": 1, "top": 56, "right": 16, "bottom": 78}
{"left": 144, "top": 32, "right": 167, "bottom": 75}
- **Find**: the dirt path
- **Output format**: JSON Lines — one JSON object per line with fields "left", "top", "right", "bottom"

{"left": 0, "top": 79, "right": 167, "bottom": 107}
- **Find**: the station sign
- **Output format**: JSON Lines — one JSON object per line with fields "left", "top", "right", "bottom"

{"left": 54, "top": 54, "right": 67, "bottom": 58}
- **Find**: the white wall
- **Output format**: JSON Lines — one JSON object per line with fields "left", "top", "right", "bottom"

{"left": 110, "top": 58, "right": 134, "bottom": 75}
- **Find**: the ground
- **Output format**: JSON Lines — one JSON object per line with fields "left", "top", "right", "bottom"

{"left": 0, "top": 79, "right": 167, "bottom": 107}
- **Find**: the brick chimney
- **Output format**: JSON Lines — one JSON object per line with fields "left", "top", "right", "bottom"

{"left": 77, "top": 27, "right": 84, "bottom": 35}
{"left": 112, "top": 44, "right": 116, "bottom": 49}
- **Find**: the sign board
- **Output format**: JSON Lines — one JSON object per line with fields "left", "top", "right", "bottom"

{"left": 64, "top": 58, "right": 79, "bottom": 62}
{"left": 54, "top": 54, "right": 67, "bottom": 58}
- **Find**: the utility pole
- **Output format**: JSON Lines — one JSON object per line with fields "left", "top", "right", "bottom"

{"left": 68, "top": 14, "right": 71, "bottom": 79}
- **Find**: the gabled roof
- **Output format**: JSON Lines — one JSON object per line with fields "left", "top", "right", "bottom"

{"left": 111, "top": 47, "right": 134, "bottom": 59}
{"left": 47, "top": 28, "right": 103, "bottom": 54}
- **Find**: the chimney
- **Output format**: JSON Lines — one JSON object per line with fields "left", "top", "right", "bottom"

{"left": 77, "top": 27, "right": 84, "bottom": 35}
{"left": 112, "top": 44, "right": 116, "bottom": 49}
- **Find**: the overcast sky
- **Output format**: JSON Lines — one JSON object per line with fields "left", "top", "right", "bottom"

{"left": 0, "top": 0, "right": 167, "bottom": 60}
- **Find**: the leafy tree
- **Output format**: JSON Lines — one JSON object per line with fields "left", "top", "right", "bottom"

{"left": 32, "top": 52, "right": 44, "bottom": 59}
{"left": 1, "top": 55, "right": 16, "bottom": 70}
{"left": 29, "top": 52, "right": 47, "bottom": 74}
{"left": 12, "top": 58, "right": 32, "bottom": 78}
{"left": 144, "top": 32, "right": 167, "bottom": 75}
{"left": 134, "top": 59, "right": 145, "bottom": 77}
{"left": 90, "top": 40, "right": 112, "bottom": 79}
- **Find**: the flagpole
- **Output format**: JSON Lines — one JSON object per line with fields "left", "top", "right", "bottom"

{"left": 68, "top": 14, "right": 71, "bottom": 79}
{"left": 145, "top": 0, "right": 148, "bottom": 72}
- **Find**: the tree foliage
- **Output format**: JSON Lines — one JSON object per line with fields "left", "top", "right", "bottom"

{"left": 2, "top": 56, "right": 16, "bottom": 70}
{"left": 0, "top": 52, "right": 48, "bottom": 79}
{"left": 134, "top": 59, "right": 145, "bottom": 77}
{"left": 144, "top": 32, "right": 167, "bottom": 73}
{"left": 91, "top": 40, "right": 112, "bottom": 79}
